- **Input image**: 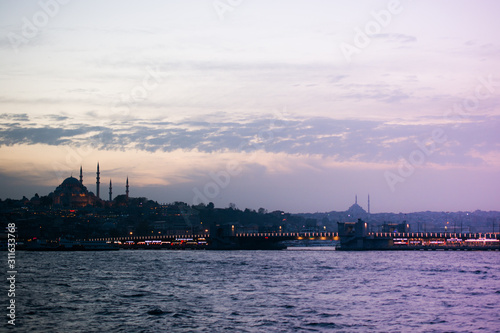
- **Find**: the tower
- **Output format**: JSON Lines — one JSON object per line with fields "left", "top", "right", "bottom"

{"left": 126, "top": 176, "right": 129, "bottom": 200}
{"left": 96, "top": 162, "right": 100, "bottom": 199}
{"left": 355, "top": 194, "right": 357, "bottom": 205}
{"left": 79, "top": 166, "right": 83, "bottom": 184}
{"left": 368, "top": 194, "right": 370, "bottom": 215}
{"left": 109, "top": 179, "right": 112, "bottom": 202}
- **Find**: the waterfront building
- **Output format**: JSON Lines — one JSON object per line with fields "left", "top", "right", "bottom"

{"left": 51, "top": 176, "right": 96, "bottom": 208}
{"left": 50, "top": 164, "right": 129, "bottom": 208}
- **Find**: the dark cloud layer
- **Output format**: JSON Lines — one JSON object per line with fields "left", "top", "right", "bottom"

{"left": 0, "top": 113, "right": 499, "bottom": 166}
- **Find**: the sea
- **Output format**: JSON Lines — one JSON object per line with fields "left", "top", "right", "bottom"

{"left": 5, "top": 249, "right": 500, "bottom": 332}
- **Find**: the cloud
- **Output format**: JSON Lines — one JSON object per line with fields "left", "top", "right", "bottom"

{"left": 339, "top": 89, "right": 410, "bottom": 103}
{"left": 371, "top": 33, "right": 417, "bottom": 43}
{"left": 0, "top": 113, "right": 29, "bottom": 121}
{"left": 328, "top": 75, "right": 348, "bottom": 83}
{"left": 0, "top": 113, "right": 499, "bottom": 167}
{"left": 45, "top": 114, "right": 70, "bottom": 122}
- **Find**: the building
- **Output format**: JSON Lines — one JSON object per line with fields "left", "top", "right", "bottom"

{"left": 344, "top": 195, "right": 368, "bottom": 220}
{"left": 50, "top": 164, "right": 129, "bottom": 208}
{"left": 51, "top": 176, "right": 96, "bottom": 208}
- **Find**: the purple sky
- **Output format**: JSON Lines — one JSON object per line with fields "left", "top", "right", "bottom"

{"left": 1, "top": 0, "right": 499, "bottom": 213}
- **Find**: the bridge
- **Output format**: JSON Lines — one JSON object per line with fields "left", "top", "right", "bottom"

{"left": 87, "top": 231, "right": 500, "bottom": 250}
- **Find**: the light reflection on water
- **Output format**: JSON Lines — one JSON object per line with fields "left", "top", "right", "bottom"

{"left": 11, "top": 250, "right": 500, "bottom": 332}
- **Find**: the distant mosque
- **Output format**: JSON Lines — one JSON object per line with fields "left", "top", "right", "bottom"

{"left": 345, "top": 194, "right": 370, "bottom": 219}
{"left": 50, "top": 163, "right": 129, "bottom": 208}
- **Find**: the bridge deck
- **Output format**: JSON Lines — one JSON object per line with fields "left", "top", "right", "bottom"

{"left": 89, "top": 232, "right": 500, "bottom": 242}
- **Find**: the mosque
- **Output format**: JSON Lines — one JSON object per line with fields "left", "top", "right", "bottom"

{"left": 50, "top": 163, "right": 129, "bottom": 208}
{"left": 345, "top": 194, "right": 370, "bottom": 219}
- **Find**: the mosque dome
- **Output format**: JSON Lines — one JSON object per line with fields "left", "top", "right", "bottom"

{"left": 61, "top": 176, "right": 85, "bottom": 188}
{"left": 56, "top": 176, "right": 89, "bottom": 194}
{"left": 346, "top": 203, "right": 366, "bottom": 216}
{"left": 52, "top": 176, "right": 93, "bottom": 207}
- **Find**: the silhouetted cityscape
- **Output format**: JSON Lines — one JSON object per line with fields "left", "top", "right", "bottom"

{"left": 1, "top": 165, "right": 498, "bottom": 243}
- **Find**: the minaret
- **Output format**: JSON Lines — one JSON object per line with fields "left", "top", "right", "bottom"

{"left": 126, "top": 176, "right": 129, "bottom": 200}
{"left": 109, "top": 179, "right": 112, "bottom": 202}
{"left": 96, "top": 162, "right": 100, "bottom": 199}
{"left": 368, "top": 194, "right": 370, "bottom": 215}
{"left": 79, "top": 166, "right": 83, "bottom": 184}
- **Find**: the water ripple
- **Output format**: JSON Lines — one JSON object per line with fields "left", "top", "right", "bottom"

{"left": 12, "top": 250, "right": 500, "bottom": 332}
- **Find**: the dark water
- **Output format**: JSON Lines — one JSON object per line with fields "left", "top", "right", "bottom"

{"left": 6, "top": 249, "right": 500, "bottom": 332}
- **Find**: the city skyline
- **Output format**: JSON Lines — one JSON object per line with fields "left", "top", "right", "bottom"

{"left": 1, "top": 1, "right": 500, "bottom": 213}
{"left": 6, "top": 162, "right": 499, "bottom": 216}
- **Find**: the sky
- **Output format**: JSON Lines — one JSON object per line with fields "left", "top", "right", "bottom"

{"left": 0, "top": 0, "right": 499, "bottom": 213}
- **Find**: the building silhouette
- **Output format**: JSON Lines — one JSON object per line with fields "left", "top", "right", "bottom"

{"left": 51, "top": 176, "right": 95, "bottom": 208}
{"left": 96, "top": 162, "right": 100, "bottom": 199}
{"left": 50, "top": 164, "right": 129, "bottom": 208}
{"left": 109, "top": 179, "right": 112, "bottom": 202}
{"left": 126, "top": 176, "right": 129, "bottom": 200}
